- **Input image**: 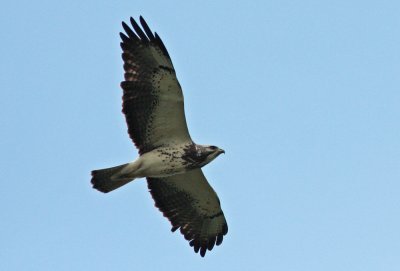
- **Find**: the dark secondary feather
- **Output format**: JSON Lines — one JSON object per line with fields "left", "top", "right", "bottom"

{"left": 147, "top": 169, "right": 228, "bottom": 257}
{"left": 120, "top": 16, "right": 189, "bottom": 154}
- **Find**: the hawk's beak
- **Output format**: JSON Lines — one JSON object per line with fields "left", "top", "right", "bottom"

{"left": 218, "top": 149, "right": 225, "bottom": 154}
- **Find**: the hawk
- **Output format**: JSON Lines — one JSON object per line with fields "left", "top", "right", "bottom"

{"left": 91, "top": 16, "right": 228, "bottom": 257}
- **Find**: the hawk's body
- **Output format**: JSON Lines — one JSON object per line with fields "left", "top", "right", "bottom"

{"left": 91, "top": 16, "right": 227, "bottom": 257}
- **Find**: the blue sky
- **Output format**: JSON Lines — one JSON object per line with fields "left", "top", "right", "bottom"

{"left": 1, "top": 0, "right": 400, "bottom": 270}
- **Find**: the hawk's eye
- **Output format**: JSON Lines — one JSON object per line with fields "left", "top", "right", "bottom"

{"left": 210, "top": 146, "right": 217, "bottom": 150}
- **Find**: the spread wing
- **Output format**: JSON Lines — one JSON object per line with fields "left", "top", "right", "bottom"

{"left": 120, "top": 17, "right": 192, "bottom": 154}
{"left": 147, "top": 169, "right": 228, "bottom": 257}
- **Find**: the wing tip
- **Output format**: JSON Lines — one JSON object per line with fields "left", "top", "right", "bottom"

{"left": 120, "top": 16, "right": 172, "bottom": 62}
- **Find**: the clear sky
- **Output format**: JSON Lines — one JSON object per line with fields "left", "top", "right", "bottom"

{"left": 1, "top": 0, "right": 400, "bottom": 270}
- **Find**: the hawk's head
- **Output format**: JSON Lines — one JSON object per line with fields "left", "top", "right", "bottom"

{"left": 203, "top": 145, "right": 225, "bottom": 161}
{"left": 182, "top": 144, "right": 225, "bottom": 168}
{"left": 196, "top": 145, "right": 225, "bottom": 168}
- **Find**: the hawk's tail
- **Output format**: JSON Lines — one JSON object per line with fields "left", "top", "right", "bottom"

{"left": 91, "top": 163, "right": 134, "bottom": 193}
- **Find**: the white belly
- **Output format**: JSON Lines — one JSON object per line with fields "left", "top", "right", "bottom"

{"left": 127, "top": 147, "right": 188, "bottom": 178}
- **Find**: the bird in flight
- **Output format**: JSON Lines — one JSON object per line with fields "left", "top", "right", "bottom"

{"left": 91, "top": 16, "right": 228, "bottom": 257}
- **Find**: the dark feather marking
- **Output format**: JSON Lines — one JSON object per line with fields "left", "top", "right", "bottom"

{"left": 207, "top": 237, "right": 216, "bottom": 250}
{"left": 120, "top": 42, "right": 130, "bottom": 51}
{"left": 119, "top": 32, "right": 129, "bottom": 43}
{"left": 223, "top": 223, "right": 228, "bottom": 235}
{"left": 171, "top": 225, "right": 179, "bottom": 232}
{"left": 208, "top": 211, "right": 223, "bottom": 219}
{"left": 200, "top": 246, "right": 207, "bottom": 257}
{"left": 216, "top": 234, "right": 223, "bottom": 246}
{"left": 130, "top": 17, "right": 149, "bottom": 42}
{"left": 154, "top": 33, "right": 171, "bottom": 59}
{"left": 139, "top": 16, "right": 155, "bottom": 40}
{"left": 158, "top": 65, "right": 174, "bottom": 73}
{"left": 122, "top": 22, "right": 139, "bottom": 40}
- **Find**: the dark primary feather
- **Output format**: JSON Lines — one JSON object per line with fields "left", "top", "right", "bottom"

{"left": 120, "top": 17, "right": 191, "bottom": 154}
{"left": 130, "top": 17, "right": 149, "bottom": 42}
{"left": 147, "top": 169, "right": 228, "bottom": 257}
{"left": 139, "top": 16, "right": 155, "bottom": 40}
{"left": 154, "top": 32, "right": 171, "bottom": 60}
{"left": 122, "top": 22, "right": 139, "bottom": 40}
